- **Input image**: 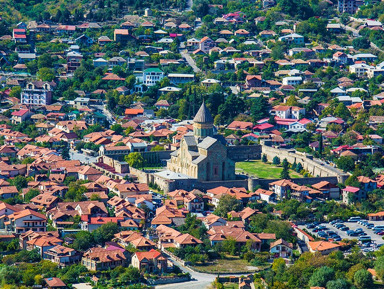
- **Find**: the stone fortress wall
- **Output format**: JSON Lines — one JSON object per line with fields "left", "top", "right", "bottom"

{"left": 260, "top": 142, "right": 349, "bottom": 184}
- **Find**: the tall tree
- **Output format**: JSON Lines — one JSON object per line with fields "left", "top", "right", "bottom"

{"left": 280, "top": 158, "right": 290, "bottom": 179}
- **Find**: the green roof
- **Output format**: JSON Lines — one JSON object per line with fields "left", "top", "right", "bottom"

{"left": 144, "top": 68, "right": 163, "bottom": 73}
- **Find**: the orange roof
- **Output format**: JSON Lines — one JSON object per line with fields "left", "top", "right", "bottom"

{"left": 308, "top": 241, "right": 340, "bottom": 252}
{"left": 367, "top": 211, "right": 384, "bottom": 217}
{"left": 134, "top": 249, "right": 162, "bottom": 261}
{"left": 125, "top": 108, "right": 144, "bottom": 115}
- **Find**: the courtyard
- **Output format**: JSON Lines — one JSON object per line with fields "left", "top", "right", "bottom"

{"left": 235, "top": 160, "right": 303, "bottom": 179}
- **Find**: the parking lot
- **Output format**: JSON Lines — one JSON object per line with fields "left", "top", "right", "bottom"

{"left": 299, "top": 220, "right": 384, "bottom": 246}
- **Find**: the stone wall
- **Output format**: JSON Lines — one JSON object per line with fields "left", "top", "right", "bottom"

{"left": 146, "top": 275, "right": 191, "bottom": 285}
{"left": 248, "top": 176, "right": 340, "bottom": 191}
{"left": 260, "top": 144, "right": 348, "bottom": 184}
{"left": 141, "top": 150, "right": 173, "bottom": 166}
{"left": 227, "top": 145, "right": 262, "bottom": 161}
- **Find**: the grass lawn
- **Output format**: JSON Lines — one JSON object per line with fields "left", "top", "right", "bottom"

{"left": 223, "top": 283, "right": 239, "bottom": 289}
{"left": 236, "top": 160, "right": 302, "bottom": 179}
{"left": 191, "top": 255, "right": 266, "bottom": 274}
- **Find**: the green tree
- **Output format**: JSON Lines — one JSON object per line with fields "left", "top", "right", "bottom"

{"left": 24, "top": 189, "right": 40, "bottom": 203}
{"left": 326, "top": 279, "right": 349, "bottom": 289}
{"left": 334, "top": 103, "right": 351, "bottom": 120}
{"left": 308, "top": 266, "right": 335, "bottom": 288}
{"left": 222, "top": 236, "right": 237, "bottom": 255}
{"left": 93, "top": 222, "right": 119, "bottom": 245}
{"left": 375, "top": 256, "right": 384, "bottom": 280}
{"left": 9, "top": 175, "right": 28, "bottom": 191}
{"left": 72, "top": 231, "right": 94, "bottom": 251}
{"left": 280, "top": 158, "right": 290, "bottom": 179}
{"left": 65, "top": 182, "right": 87, "bottom": 202}
{"left": 9, "top": 86, "right": 21, "bottom": 99}
{"left": 214, "top": 195, "right": 242, "bottom": 217}
{"left": 336, "top": 156, "right": 355, "bottom": 172}
{"left": 272, "top": 257, "right": 286, "bottom": 274}
{"left": 125, "top": 75, "right": 136, "bottom": 89}
{"left": 120, "top": 266, "right": 140, "bottom": 283}
{"left": 296, "top": 162, "right": 303, "bottom": 173}
{"left": 273, "top": 156, "right": 280, "bottom": 165}
{"left": 61, "top": 146, "right": 70, "bottom": 160}
{"left": 265, "top": 220, "right": 293, "bottom": 241}
{"left": 352, "top": 37, "right": 370, "bottom": 50}
{"left": 354, "top": 269, "right": 373, "bottom": 289}
{"left": 111, "top": 124, "right": 123, "bottom": 134}
{"left": 37, "top": 53, "right": 53, "bottom": 69}
{"left": 286, "top": 95, "right": 298, "bottom": 106}
{"left": 38, "top": 67, "right": 55, "bottom": 81}
{"left": 125, "top": 152, "right": 144, "bottom": 169}
{"left": 250, "top": 97, "right": 269, "bottom": 121}
{"left": 21, "top": 157, "right": 34, "bottom": 164}
{"left": 262, "top": 154, "right": 268, "bottom": 163}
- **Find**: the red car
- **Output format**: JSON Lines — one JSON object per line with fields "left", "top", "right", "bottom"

{"left": 377, "top": 231, "right": 384, "bottom": 235}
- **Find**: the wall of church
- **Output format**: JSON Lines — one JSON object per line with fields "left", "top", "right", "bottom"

{"left": 227, "top": 145, "right": 262, "bottom": 161}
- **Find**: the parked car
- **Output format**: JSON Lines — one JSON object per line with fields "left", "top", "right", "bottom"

{"left": 374, "top": 225, "right": 384, "bottom": 231}
{"left": 335, "top": 223, "right": 345, "bottom": 229}
{"left": 359, "top": 236, "right": 371, "bottom": 242}
{"left": 306, "top": 223, "right": 315, "bottom": 229}
{"left": 348, "top": 217, "right": 361, "bottom": 222}
{"left": 347, "top": 230, "right": 358, "bottom": 236}
{"left": 377, "top": 231, "right": 384, "bottom": 236}
{"left": 367, "top": 224, "right": 374, "bottom": 229}
{"left": 355, "top": 228, "right": 363, "bottom": 233}
{"left": 340, "top": 226, "right": 349, "bottom": 231}
{"left": 330, "top": 219, "right": 342, "bottom": 225}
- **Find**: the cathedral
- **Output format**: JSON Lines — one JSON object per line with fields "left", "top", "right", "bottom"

{"left": 167, "top": 102, "right": 236, "bottom": 181}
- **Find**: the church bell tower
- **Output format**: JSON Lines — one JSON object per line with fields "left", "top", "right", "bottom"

{"left": 193, "top": 101, "right": 214, "bottom": 139}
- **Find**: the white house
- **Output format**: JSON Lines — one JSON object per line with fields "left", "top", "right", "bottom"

{"left": 143, "top": 68, "right": 164, "bottom": 86}
{"left": 349, "top": 63, "right": 372, "bottom": 77}
{"left": 282, "top": 76, "right": 302, "bottom": 86}
{"left": 278, "top": 33, "right": 304, "bottom": 45}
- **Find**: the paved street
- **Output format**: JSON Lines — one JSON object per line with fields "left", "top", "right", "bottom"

{"left": 338, "top": 21, "right": 384, "bottom": 53}
{"left": 156, "top": 255, "right": 248, "bottom": 289}
{"left": 92, "top": 104, "right": 116, "bottom": 125}
{"left": 181, "top": 49, "right": 201, "bottom": 73}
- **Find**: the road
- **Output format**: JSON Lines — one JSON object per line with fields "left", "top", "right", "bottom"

{"left": 93, "top": 104, "right": 116, "bottom": 125}
{"left": 185, "top": 0, "right": 193, "bottom": 12}
{"left": 156, "top": 255, "right": 248, "bottom": 289}
{"left": 181, "top": 49, "right": 201, "bottom": 73}
{"left": 339, "top": 22, "right": 384, "bottom": 53}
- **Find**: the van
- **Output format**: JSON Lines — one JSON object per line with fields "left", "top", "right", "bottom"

{"left": 348, "top": 217, "right": 361, "bottom": 222}
{"left": 358, "top": 236, "right": 371, "bottom": 242}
